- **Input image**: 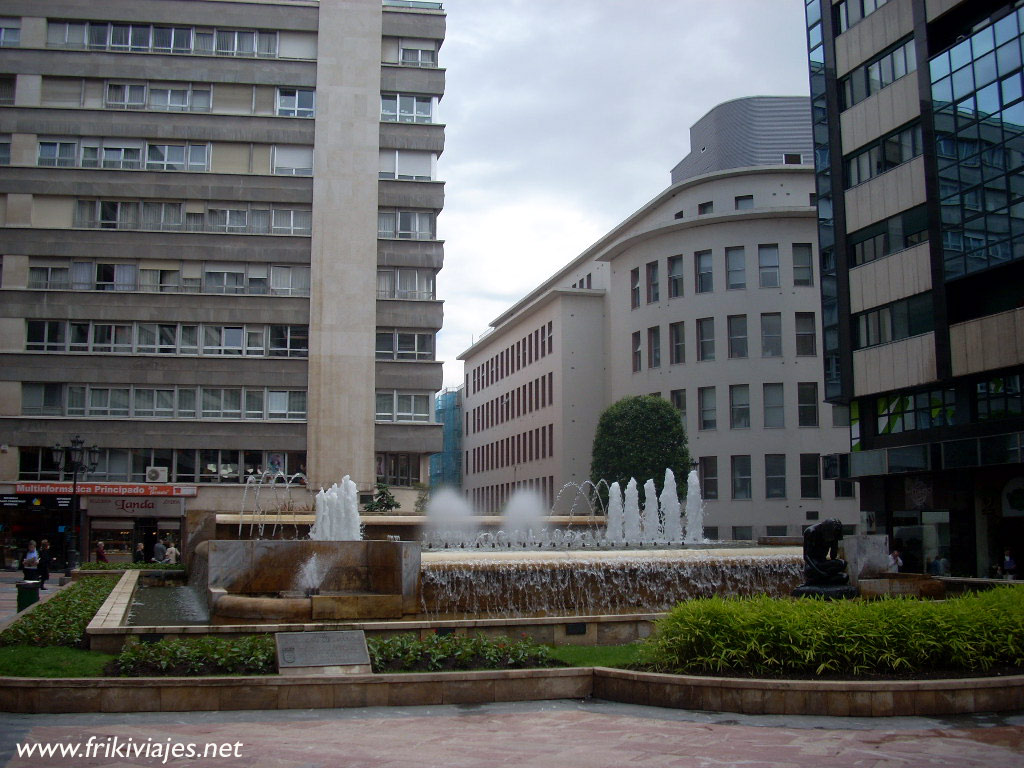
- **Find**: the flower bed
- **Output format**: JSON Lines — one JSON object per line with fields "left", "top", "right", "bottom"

{"left": 0, "top": 577, "right": 116, "bottom": 648}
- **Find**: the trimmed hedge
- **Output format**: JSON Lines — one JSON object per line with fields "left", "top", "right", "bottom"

{"left": 641, "top": 588, "right": 1024, "bottom": 677}
{"left": 114, "top": 632, "right": 558, "bottom": 677}
{"left": 0, "top": 577, "right": 115, "bottom": 648}
{"left": 369, "top": 633, "right": 557, "bottom": 672}
{"left": 78, "top": 562, "right": 185, "bottom": 571}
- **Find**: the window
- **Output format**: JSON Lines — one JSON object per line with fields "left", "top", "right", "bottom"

{"left": 148, "top": 84, "right": 211, "bottom": 112}
{"left": 669, "top": 321, "right": 684, "bottom": 364}
{"left": 0, "top": 137, "right": 8, "bottom": 165}
{"left": 977, "top": 376, "right": 1023, "bottom": 422}
{"left": 75, "top": 200, "right": 141, "bottom": 229}
{"left": 783, "top": 153, "right": 802, "bottom": 164}
{"left": 379, "top": 149, "right": 434, "bottom": 180}
{"left": 734, "top": 195, "right": 753, "bottom": 210}
{"left": 726, "top": 246, "right": 745, "bottom": 289}
{"left": 795, "top": 313, "right": 817, "bottom": 356}
{"left": 22, "top": 384, "right": 63, "bottom": 415}
{"left": 26, "top": 321, "right": 66, "bottom": 351}
{"left": 28, "top": 266, "right": 70, "bottom": 289}
{"left": 763, "top": 383, "right": 784, "bottom": 428}
{"left": 793, "top": 243, "right": 814, "bottom": 286}
{"left": 698, "top": 201, "right": 713, "bottom": 215}
{"left": 270, "top": 265, "right": 311, "bottom": 296}
{"left": 631, "top": 331, "right": 641, "bottom": 373}
{"left": 798, "top": 382, "right": 819, "bottom": 427}
{"left": 698, "top": 456, "right": 718, "bottom": 499}
{"left": 731, "top": 455, "right": 751, "bottom": 500}
{"left": 836, "top": 0, "right": 892, "bottom": 32}
{"left": 381, "top": 93, "right": 433, "bottom": 123}
{"left": 695, "top": 250, "right": 713, "bottom": 293}
{"left": 696, "top": 317, "right": 714, "bottom": 361}
{"left": 647, "top": 326, "right": 661, "bottom": 369}
{"left": 271, "top": 208, "right": 312, "bottom": 235}
{"left": 0, "top": 75, "right": 13, "bottom": 105}
{"left": 840, "top": 37, "right": 916, "bottom": 110}
{"left": 645, "top": 261, "right": 659, "bottom": 303}
{"left": 765, "top": 454, "right": 786, "bottom": 498}
{"left": 670, "top": 389, "right": 686, "bottom": 427}
{"left": 729, "top": 385, "right": 750, "bottom": 429}
{"left": 630, "top": 267, "right": 640, "bottom": 309}
{"left": 760, "top": 313, "right": 782, "bottom": 357}
{"left": 876, "top": 388, "right": 956, "bottom": 433}
{"left": 758, "top": 244, "right": 780, "bottom": 288}
{"left": 853, "top": 292, "right": 933, "bottom": 349}
{"left": 38, "top": 140, "right": 78, "bottom": 167}
{"left": 272, "top": 146, "right": 313, "bottom": 175}
{"left": 378, "top": 210, "right": 435, "bottom": 240}
{"left": 146, "top": 143, "right": 209, "bottom": 171}
{"left": 667, "top": 255, "right": 683, "bottom": 298}
{"left": 400, "top": 41, "right": 437, "bottom": 67}
{"left": 835, "top": 480, "right": 855, "bottom": 498}
{"left": 376, "top": 329, "right": 433, "bottom": 360}
{"left": 270, "top": 325, "right": 310, "bottom": 357}
{"left": 698, "top": 386, "right": 716, "bottom": 430}
{"left": 277, "top": 88, "right": 315, "bottom": 118}
{"left": 208, "top": 208, "right": 247, "bottom": 233}
{"left": 800, "top": 453, "right": 821, "bottom": 498}
{"left": 376, "top": 392, "right": 431, "bottom": 422}
{"left": 0, "top": 18, "right": 20, "bottom": 47}
{"left": 845, "top": 122, "right": 923, "bottom": 188}
{"left": 376, "top": 268, "right": 435, "bottom": 300}
{"left": 376, "top": 453, "right": 421, "bottom": 487}
{"left": 106, "top": 82, "right": 146, "bottom": 109}
{"left": 849, "top": 205, "right": 928, "bottom": 266}
{"left": 267, "top": 390, "right": 306, "bottom": 420}
{"left": 727, "top": 315, "right": 747, "bottom": 359}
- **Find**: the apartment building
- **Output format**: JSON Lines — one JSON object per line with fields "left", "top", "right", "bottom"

{"left": 460, "top": 97, "right": 859, "bottom": 540}
{"left": 0, "top": 0, "right": 445, "bottom": 563}
{"left": 805, "top": 0, "right": 1024, "bottom": 575}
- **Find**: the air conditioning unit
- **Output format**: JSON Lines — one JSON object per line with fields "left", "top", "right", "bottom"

{"left": 145, "top": 466, "right": 168, "bottom": 483}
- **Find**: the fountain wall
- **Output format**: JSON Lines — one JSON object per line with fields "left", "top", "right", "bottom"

{"left": 420, "top": 549, "right": 802, "bottom": 618}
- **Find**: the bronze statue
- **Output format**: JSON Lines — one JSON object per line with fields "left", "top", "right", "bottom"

{"left": 801, "top": 518, "right": 849, "bottom": 586}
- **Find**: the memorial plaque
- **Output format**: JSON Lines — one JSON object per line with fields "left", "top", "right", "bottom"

{"left": 275, "top": 630, "right": 371, "bottom": 676}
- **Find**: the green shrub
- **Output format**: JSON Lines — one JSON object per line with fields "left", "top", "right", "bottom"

{"left": 115, "top": 635, "right": 276, "bottom": 677}
{"left": 368, "top": 633, "right": 557, "bottom": 672}
{"left": 0, "top": 577, "right": 115, "bottom": 648}
{"left": 641, "top": 588, "right": 1024, "bottom": 677}
{"left": 78, "top": 562, "right": 185, "bottom": 571}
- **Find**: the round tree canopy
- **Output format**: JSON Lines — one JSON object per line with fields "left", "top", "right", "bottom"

{"left": 590, "top": 395, "right": 690, "bottom": 491}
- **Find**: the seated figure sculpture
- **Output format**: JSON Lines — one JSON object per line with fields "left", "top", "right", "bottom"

{"left": 799, "top": 518, "right": 851, "bottom": 589}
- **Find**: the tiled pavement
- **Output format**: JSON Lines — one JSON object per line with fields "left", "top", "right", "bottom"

{"left": 1, "top": 700, "right": 1022, "bottom": 768}
{"left": 0, "top": 569, "right": 70, "bottom": 628}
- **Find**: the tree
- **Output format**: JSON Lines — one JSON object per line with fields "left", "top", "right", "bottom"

{"left": 363, "top": 482, "right": 401, "bottom": 514}
{"left": 590, "top": 395, "right": 690, "bottom": 492}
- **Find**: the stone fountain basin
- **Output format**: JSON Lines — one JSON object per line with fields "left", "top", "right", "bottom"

{"left": 212, "top": 591, "right": 405, "bottom": 623}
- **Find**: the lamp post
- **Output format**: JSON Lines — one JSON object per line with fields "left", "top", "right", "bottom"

{"left": 51, "top": 436, "right": 100, "bottom": 576}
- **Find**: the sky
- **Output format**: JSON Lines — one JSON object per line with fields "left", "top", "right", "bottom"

{"left": 435, "top": 0, "right": 813, "bottom": 388}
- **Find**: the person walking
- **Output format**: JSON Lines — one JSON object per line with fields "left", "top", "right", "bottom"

{"left": 37, "top": 539, "right": 53, "bottom": 590}
{"left": 133, "top": 542, "right": 146, "bottom": 563}
{"left": 164, "top": 541, "right": 180, "bottom": 565}
{"left": 21, "top": 540, "right": 40, "bottom": 581}
{"left": 95, "top": 541, "right": 108, "bottom": 563}
{"left": 887, "top": 549, "right": 903, "bottom": 573}
{"left": 152, "top": 538, "right": 167, "bottom": 563}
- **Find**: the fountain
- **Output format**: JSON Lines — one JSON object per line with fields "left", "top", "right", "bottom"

{"left": 683, "top": 468, "right": 706, "bottom": 544}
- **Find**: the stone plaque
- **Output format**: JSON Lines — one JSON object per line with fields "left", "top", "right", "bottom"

{"left": 275, "top": 630, "right": 371, "bottom": 676}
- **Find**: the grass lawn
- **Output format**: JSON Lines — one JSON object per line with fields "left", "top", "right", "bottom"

{"left": 548, "top": 642, "right": 644, "bottom": 669}
{"left": 0, "top": 645, "right": 115, "bottom": 678}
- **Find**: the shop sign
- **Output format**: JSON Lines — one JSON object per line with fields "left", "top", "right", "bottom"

{"left": 0, "top": 494, "right": 72, "bottom": 510}
{"left": 86, "top": 497, "right": 185, "bottom": 518}
{"left": 15, "top": 482, "right": 197, "bottom": 497}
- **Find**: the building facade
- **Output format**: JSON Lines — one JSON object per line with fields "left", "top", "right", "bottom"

{"left": 806, "top": 0, "right": 1024, "bottom": 575}
{"left": 429, "top": 386, "right": 462, "bottom": 489}
{"left": 0, "top": 0, "right": 445, "bottom": 564}
{"left": 460, "top": 97, "right": 859, "bottom": 540}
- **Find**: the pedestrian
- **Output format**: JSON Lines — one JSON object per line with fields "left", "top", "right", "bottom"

{"left": 37, "top": 539, "right": 53, "bottom": 590}
{"left": 1003, "top": 548, "right": 1017, "bottom": 581}
{"left": 152, "top": 538, "right": 167, "bottom": 563}
{"left": 133, "top": 542, "right": 146, "bottom": 563}
{"left": 21, "top": 540, "right": 39, "bottom": 581}
{"left": 95, "top": 541, "right": 108, "bottom": 563}
{"left": 164, "top": 541, "right": 180, "bottom": 565}
{"left": 887, "top": 548, "right": 903, "bottom": 573}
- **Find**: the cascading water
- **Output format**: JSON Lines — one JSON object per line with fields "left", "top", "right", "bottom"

{"left": 423, "top": 487, "right": 480, "bottom": 548}
{"left": 309, "top": 475, "right": 361, "bottom": 541}
{"left": 641, "top": 479, "right": 659, "bottom": 543}
{"left": 622, "top": 479, "right": 641, "bottom": 543}
{"left": 605, "top": 482, "right": 624, "bottom": 545}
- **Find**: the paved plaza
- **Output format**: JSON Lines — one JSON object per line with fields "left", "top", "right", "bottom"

{"left": 1, "top": 700, "right": 1022, "bottom": 768}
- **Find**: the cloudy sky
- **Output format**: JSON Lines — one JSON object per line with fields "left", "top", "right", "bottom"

{"left": 434, "top": 0, "right": 813, "bottom": 387}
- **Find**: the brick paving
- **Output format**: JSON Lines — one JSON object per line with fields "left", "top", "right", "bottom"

{"left": 0, "top": 570, "right": 71, "bottom": 628}
{"left": 1, "top": 700, "right": 1022, "bottom": 768}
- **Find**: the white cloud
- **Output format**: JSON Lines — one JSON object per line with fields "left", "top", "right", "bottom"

{"left": 436, "top": 0, "right": 812, "bottom": 386}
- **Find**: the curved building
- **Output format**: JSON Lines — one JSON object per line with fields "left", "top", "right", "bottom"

{"left": 460, "top": 97, "right": 858, "bottom": 539}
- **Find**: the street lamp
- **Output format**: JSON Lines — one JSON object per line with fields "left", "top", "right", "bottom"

{"left": 51, "top": 436, "right": 100, "bottom": 576}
